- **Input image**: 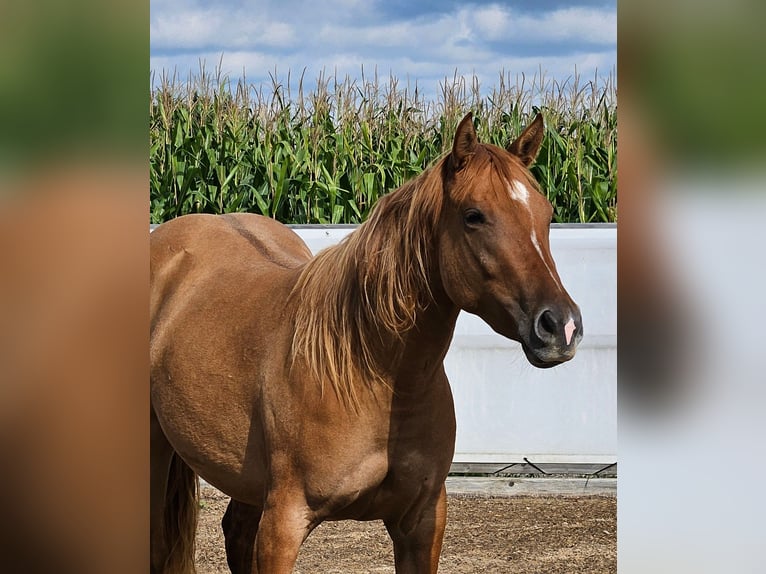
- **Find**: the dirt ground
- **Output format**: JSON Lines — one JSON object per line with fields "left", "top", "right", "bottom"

{"left": 195, "top": 484, "right": 616, "bottom": 573}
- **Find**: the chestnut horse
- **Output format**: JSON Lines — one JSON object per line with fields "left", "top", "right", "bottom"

{"left": 150, "top": 112, "right": 583, "bottom": 573}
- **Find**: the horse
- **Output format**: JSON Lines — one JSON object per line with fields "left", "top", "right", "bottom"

{"left": 150, "top": 112, "right": 583, "bottom": 574}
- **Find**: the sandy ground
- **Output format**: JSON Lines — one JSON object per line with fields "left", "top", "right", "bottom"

{"left": 195, "top": 484, "right": 616, "bottom": 573}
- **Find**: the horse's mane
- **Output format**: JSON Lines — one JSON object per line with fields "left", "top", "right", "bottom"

{"left": 290, "top": 143, "right": 532, "bottom": 407}
{"left": 290, "top": 157, "right": 450, "bottom": 407}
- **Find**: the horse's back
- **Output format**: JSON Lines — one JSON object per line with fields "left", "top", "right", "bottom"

{"left": 150, "top": 213, "right": 311, "bottom": 333}
{"left": 150, "top": 213, "right": 311, "bottom": 274}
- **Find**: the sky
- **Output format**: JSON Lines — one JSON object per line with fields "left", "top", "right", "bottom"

{"left": 150, "top": 0, "right": 616, "bottom": 99}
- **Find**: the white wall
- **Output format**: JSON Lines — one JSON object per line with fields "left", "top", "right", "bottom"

{"left": 295, "top": 225, "right": 617, "bottom": 464}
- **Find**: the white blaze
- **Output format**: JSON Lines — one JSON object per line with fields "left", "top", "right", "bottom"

{"left": 507, "top": 180, "right": 530, "bottom": 206}
{"left": 531, "top": 228, "right": 564, "bottom": 293}
{"left": 508, "top": 178, "right": 564, "bottom": 294}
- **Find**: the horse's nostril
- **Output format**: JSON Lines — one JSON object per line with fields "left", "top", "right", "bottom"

{"left": 540, "top": 310, "right": 557, "bottom": 334}
{"left": 536, "top": 309, "right": 558, "bottom": 341}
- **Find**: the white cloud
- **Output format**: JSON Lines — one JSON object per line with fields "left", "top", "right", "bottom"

{"left": 151, "top": 7, "right": 295, "bottom": 51}
{"left": 151, "top": 9, "right": 222, "bottom": 50}
{"left": 310, "top": 4, "right": 615, "bottom": 62}
{"left": 258, "top": 21, "right": 295, "bottom": 47}
{"left": 463, "top": 4, "right": 616, "bottom": 45}
{"left": 537, "top": 7, "right": 617, "bottom": 44}
{"left": 471, "top": 5, "right": 512, "bottom": 41}
{"left": 150, "top": 1, "right": 616, "bottom": 99}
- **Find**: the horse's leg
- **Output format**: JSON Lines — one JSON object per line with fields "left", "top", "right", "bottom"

{"left": 150, "top": 407, "right": 175, "bottom": 573}
{"left": 222, "top": 499, "right": 263, "bottom": 574}
{"left": 254, "top": 491, "right": 314, "bottom": 573}
{"left": 386, "top": 484, "right": 448, "bottom": 574}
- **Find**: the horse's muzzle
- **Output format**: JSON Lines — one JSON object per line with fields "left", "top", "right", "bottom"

{"left": 524, "top": 305, "right": 583, "bottom": 368}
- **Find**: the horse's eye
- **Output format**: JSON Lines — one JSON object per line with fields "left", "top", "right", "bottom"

{"left": 463, "top": 208, "right": 485, "bottom": 226}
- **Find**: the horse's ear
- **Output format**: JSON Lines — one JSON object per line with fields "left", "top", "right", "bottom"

{"left": 451, "top": 112, "right": 478, "bottom": 171}
{"left": 507, "top": 113, "right": 544, "bottom": 166}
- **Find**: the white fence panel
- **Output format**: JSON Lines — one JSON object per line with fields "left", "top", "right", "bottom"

{"left": 295, "top": 225, "right": 617, "bottom": 464}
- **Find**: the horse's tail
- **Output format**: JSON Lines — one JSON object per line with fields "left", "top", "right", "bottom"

{"left": 162, "top": 453, "right": 199, "bottom": 574}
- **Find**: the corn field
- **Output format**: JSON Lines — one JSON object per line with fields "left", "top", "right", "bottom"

{"left": 150, "top": 66, "right": 616, "bottom": 224}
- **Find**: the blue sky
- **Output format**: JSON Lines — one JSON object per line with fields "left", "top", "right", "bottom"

{"left": 150, "top": 0, "right": 615, "bottom": 98}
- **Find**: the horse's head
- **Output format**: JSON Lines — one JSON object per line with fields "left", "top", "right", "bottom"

{"left": 437, "top": 113, "right": 583, "bottom": 368}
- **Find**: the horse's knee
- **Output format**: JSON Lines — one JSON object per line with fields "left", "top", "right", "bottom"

{"left": 255, "top": 503, "right": 314, "bottom": 572}
{"left": 386, "top": 488, "right": 447, "bottom": 574}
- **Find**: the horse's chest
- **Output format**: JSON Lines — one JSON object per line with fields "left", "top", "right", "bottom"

{"left": 297, "top": 383, "right": 457, "bottom": 521}
{"left": 366, "top": 430, "right": 457, "bottom": 514}
{"left": 302, "top": 419, "right": 453, "bottom": 518}
{"left": 340, "top": 450, "right": 447, "bottom": 523}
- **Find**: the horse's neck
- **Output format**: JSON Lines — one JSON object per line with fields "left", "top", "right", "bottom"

{"left": 388, "top": 266, "right": 460, "bottom": 391}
